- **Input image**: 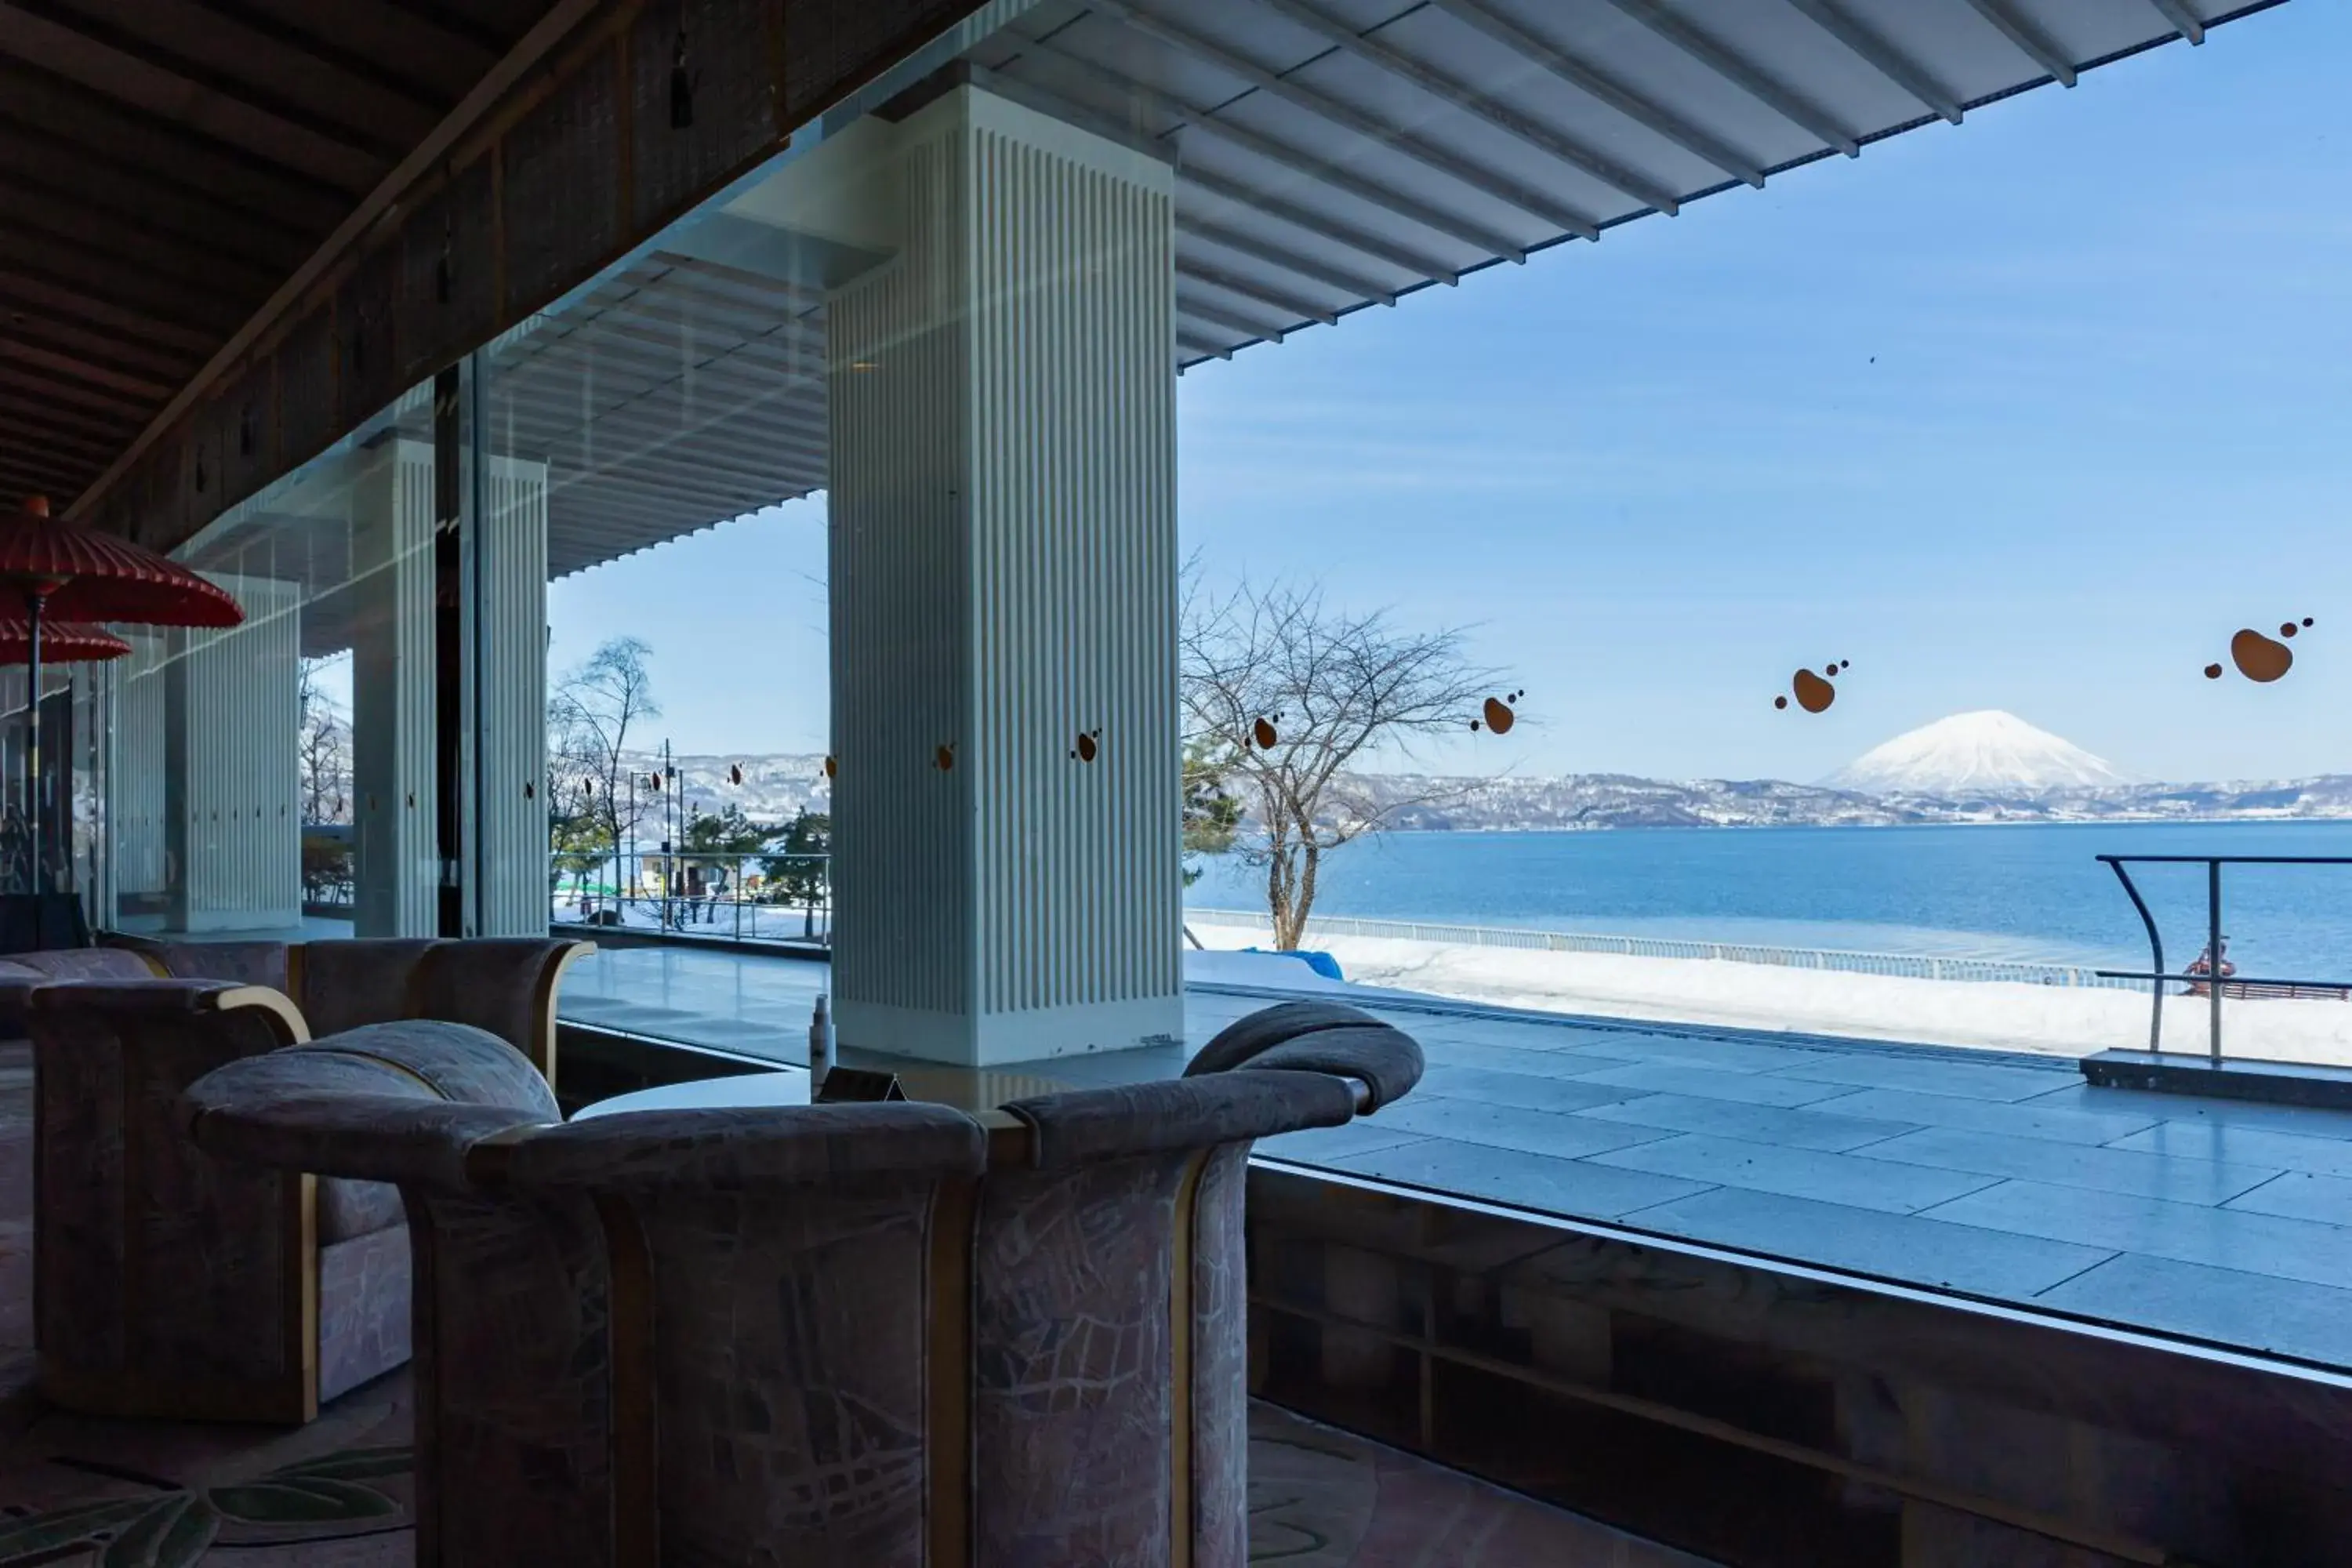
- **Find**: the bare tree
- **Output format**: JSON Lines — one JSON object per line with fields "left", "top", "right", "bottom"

{"left": 549, "top": 637, "right": 661, "bottom": 858}
{"left": 1181, "top": 578, "right": 1494, "bottom": 949}
{"left": 296, "top": 657, "right": 351, "bottom": 824}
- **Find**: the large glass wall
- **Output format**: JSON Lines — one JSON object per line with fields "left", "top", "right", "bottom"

{"left": 0, "top": 649, "right": 107, "bottom": 909}
{"left": 55, "top": 0, "right": 2346, "bottom": 1373}
{"left": 103, "top": 384, "right": 438, "bottom": 938}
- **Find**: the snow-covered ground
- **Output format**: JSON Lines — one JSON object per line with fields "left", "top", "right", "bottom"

{"left": 1188, "top": 920, "right": 2352, "bottom": 1065}
{"left": 551, "top": 896, "right": 830, "bottom": 945}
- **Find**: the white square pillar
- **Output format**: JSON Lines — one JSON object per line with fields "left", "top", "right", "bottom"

{"left": 827, "top": 85, "right": 1183, "bottom": 1066}
{"left": 350, "top": 438, "right": 439, "bottom": 938}
{"left": 160, "top": 576, "right": 303, "bottom": 932}
{"left": 476, "top": 454, "right": 550, "bottom": 936}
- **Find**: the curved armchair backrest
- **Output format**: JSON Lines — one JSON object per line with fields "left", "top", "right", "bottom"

{"left": 1181, "top": 998, "right": 1425, "bottom": 1109}
{"left": 969, "top": 1003, "right": 1423, "bottom": 1568}
{"left": 499, "top": 1105, "right": 987, "bottom": 1568}
{"left": 296, "top": 938, "right": 589, "bottom": 1083}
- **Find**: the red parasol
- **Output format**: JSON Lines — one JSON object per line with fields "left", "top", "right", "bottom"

{"left": 0, "top": 497, "right": 243, "bottom": 624}
{"left": 0, "top": 620, "right": 130, "bottom": 665}
{"left": 2, "top": 496, "right": 244, "bottom": 891}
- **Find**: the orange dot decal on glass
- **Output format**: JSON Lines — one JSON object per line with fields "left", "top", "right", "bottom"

{"left": 1251, "top": 716, "right": 1278, "bottom": 750}
{"left": 1788, "top": 668, "right": 1836, "bottom": 713}
{"left": 1481, "top": 696, "right": 1515, "bottom": 735}
{"left": 935, "top": 744, "right": 956, "bottom": 771}
{"left": 822, "top": 756, "right": 837, "bottom": 779}
{"left": 2230, "top": 628, "right": 2293, "bottom": 683}
{"left": 1076, "top": 732, "right": 1098, "bottom": 763}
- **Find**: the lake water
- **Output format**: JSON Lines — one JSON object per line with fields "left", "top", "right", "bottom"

{"left": 1183, "top": 820, "right": 2352, "bottom": 980}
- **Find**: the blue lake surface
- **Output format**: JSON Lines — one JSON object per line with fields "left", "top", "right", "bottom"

{"left": 1183, "top": 821, "right": 2352, "bottom": 978}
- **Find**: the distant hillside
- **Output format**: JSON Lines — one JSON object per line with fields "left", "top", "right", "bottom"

{"left": 621, "top": 752, "right": 829, "bottom": 822}
{"left": 1349, "top": 771, "right": 2352, "bottom": 832}
{"left": 626, "top": 748, "right": 2352, "bottom": 833}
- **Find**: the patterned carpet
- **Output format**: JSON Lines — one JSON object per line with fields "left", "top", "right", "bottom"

{"left": 0, "top": 1388, "right": 1692, "bottom": 1566}
{"left": 0, "top": 1040, "right": 1695, "bottom": 1565}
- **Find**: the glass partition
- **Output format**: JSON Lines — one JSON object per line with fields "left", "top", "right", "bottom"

{"left": 109, "top": 384, "right": 437, "bottom": 938}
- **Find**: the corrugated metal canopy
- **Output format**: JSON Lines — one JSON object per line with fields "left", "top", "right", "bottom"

{"left": 966, "top": 0, "right": 2278, "bottom": 367}
{"left": 192, "top": 0, "right": 2285, "bottom": 596}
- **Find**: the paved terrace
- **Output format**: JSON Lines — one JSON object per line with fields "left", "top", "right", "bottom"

{"left": 564, "top": 942, "right": 2352, "bottom": 1371}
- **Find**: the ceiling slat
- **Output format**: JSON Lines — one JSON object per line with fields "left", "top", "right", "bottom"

{"left": 0, "top": 3, "right": 386, "bottom": 190}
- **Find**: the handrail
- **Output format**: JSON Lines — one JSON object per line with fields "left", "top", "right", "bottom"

{"left": 2096, "top": 853, "right": 2352, "bottom": 1065}
{"left": 543, "top": 848, "right": 833, "bottom": 946}
{"left": 1182, "top": 907, "right": 2134, "bottom": 989}
{"left": 2100, "top": 857, "right": 2164, "bottom": 1050}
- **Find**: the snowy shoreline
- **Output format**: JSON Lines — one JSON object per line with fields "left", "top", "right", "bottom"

{"left": 1189, "top": 921, "right": 2352, "bottom": 1065}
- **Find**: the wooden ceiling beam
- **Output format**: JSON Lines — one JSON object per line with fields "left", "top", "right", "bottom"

{"left": 69, "top": 0, "right": 606, "bottom": 521}
{"left": 0, "top": 266, "right": 220, "bottom": 357}
{"left": 0, "top": 358, "right": 151, "bottom": 420}
{"left": 43, "top": 0, "right": 443, "bottom": 158}
{"left": 0, "top": 59, "right": 351, "bottom": 230}
{"left": 0, "top": 291, "right": 204, "bottom": 383}
{"left": 384, "top": 0, "right": 546, "bottom": 56}
{"left": 193, "top": 0, "right": 498, "bottom": 103}
{"left": 0, "top": 462, "right": 106, "bottom": 506}
{"left": 0, "top": 181, "right": 280, "bottom": 310}
{"left": 0, "top": 422, "right": 106, "bottom": 470}
{"left": 0, "top": 452, "right": 91, "bottom": 500}
{"left": 0, "top": 394, "right": 132, "bottom": 459}
{"left": 0, "top": 334, "right": 173, "bottom": 401}
{"left": 0, "top": 241, "right": 241, "bottom": 340}
{"left": 0, "top": 2, "right": 384, "bottom": 191}
{"left": 0, "top": 132, "right": 310, "bottom": 277}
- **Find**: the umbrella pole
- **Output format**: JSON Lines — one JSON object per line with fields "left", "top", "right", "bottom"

{"left": 22, "top": 588, "right": 41, "bottom": 896}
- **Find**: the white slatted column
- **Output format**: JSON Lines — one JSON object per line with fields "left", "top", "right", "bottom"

{"left": 477, "top": 454, "right": 549, "bottom": 935}
{"left": 828, "top": 86, "right": 1182, "bottom": 1065}
{"left": 164, "top": 576, "right": 303, "bottom": 931}
{"left": 350, "top": 438, "right": 439, "bottom": 938}
{"left": 107, "top": 633, "right": 169, "bottom": 925}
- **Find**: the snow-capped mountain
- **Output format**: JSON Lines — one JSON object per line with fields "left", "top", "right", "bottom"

{"left": 1827, "top": 711, "right": 2129, "bottom": 797}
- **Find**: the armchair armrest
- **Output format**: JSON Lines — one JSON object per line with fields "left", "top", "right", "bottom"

{"left": 29, "top": 980, "right": 310, "bottom": 1046}
{"left": 996, "top": 1073, "right": 1358, "bottom": 1170}
{"left": 184, "top": 1091, "right": 552, "bottom": 1196}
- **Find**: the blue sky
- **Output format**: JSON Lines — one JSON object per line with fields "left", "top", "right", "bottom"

{"left": 550, "top": 2, "right": 2350, "bottom": 783}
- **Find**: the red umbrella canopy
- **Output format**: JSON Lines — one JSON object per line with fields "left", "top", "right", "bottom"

{"left": 0, "top": 620, "right": 129, "bottom": 664}
{"left": 0, "top": 496, "right": 242, "bottom": 629}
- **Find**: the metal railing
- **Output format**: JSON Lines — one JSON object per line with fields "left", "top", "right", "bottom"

{"left": 2096, "top": 855, "right": 2352, "bottom": 1062}
{"left": 551, "top": 849, "right": 832, "bottom": 945}
{"left": 1183, "top": 907, "right": 2135, "bottom": 989}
